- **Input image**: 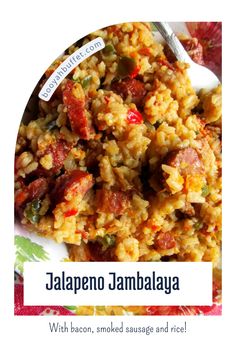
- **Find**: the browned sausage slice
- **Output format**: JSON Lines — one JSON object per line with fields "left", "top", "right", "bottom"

{"left": 96, "top": 189, "right": 130, "bottom": 215}
{"left": 44, "top": 140, "right": 71, "bottom": 174}
{"left": 164, "top": 147, "right": 203, "bottom": 176}
{"left": 154, "top": 232, "right": 176, "bottom": 250}
{"left": 15, "top": 177, "right": 48, "bottom": 214}
{"left": 111, "top": 78, "right": 146, "bottom": 107}
{"left": 63, "top": 80, "right": 94, "bottom": 139}
{"left": 51, "top": 169, "right": 94, "bottom": 205}
{"left": 27, "top": 177, "right": 49, "bottom": 201}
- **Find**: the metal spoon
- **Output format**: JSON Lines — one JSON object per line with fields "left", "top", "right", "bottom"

{"left": 153, "top": 22, "right": 220, "bottom": 92}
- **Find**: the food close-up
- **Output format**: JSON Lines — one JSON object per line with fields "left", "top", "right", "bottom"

{"left": 14, "top": 22, "right": 222, "bottom": 316}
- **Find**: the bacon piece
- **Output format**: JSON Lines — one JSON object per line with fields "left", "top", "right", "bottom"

{"left": 88, "top": 242, "right": 115, "bottom": 261}
{"left": 96, "top": 189, "right": 130, "bottom": 215}
{"left": 111, "top": 78, "right": 146, "bottom": 107}
{"left": 63, "top": 80, "right": 94, "bottom": 139}
{"left": 164, "top": 147, "right": 203, "bottom": 177}
{"left": 51, "top": 169, "right": 94, "bottom": 205}
{"left": 154, "top": 232, "right": 176, "bottom": 250}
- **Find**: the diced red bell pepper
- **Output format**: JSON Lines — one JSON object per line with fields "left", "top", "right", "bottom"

{"left": 139, "top": 47, "right": 151, "bottom": 56}
{"left": 127, "top": 109, "right": 143, "bottom": 124}
{"left": 117, "top": 57, "right": 140, "bottom": 79}
{"left": 130, "top": 65, "right": 140, "bottom": 79}
{"left": 64, "top": 209, "right": 78, "bottom": 217}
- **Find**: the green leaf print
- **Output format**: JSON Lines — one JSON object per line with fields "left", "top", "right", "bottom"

{"left": 64, "top": 306, "right": 77, "bottom": 311}
{"left": 15, "top": 235, "right": 50, "bottom": 273}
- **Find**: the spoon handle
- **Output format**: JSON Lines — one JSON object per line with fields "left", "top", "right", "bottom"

{"left": 153, "top": 22, "right": 192, "bottom": 64}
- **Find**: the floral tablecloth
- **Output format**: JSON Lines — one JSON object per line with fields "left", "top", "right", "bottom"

{"left": 15, "top": 273, "right": 221, "bottom": 316}
{"left": 14, "top": 21, "right": 222, "bottom": 317}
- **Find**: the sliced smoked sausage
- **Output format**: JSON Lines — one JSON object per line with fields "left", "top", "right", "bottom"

{"left": 164, "top": 147, "right": 203, "bottom": 176}
{"left": 111, "top": 78, "right": 146, "bottom": 107}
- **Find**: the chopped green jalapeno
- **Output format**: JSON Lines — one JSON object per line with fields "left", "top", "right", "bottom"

{"left": 97, "top": 234, "right": 116, "bottom": 251}
{"left": 104, "top": 234, "right": 116, "bottom": 247}
{"left": 201, "top": 184, "right": 209, "bottom": 197}
{"left": 103, "top": 44, "right": 115, "bottom": 55}
{"left": 81, "top": 75, "right": 92, "bottom": 89}
{"left": 117, "top": 56, "right": 137, "bottom": 78}
{"left": 24, "top": 199, "right": 41, "bottom": 224}
{"left": 194, "top": 221, "right": 203, "bottom": 230}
